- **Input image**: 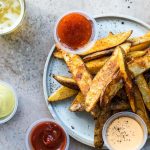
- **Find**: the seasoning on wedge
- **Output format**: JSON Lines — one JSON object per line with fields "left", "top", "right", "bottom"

{"left": 128, "top": 33, "right": 150, "bottom": 46}
{"left": 134, "top": 86, "right": 150, "bottom": 134}
{"left": 83, "top": 49, "right": 113, "bottom": 62}
{"left": 53, "top": 49, "right": 63, "bottom": 59}
{"left": 102, "top": 48, "right": 150, "bottom": 107}
{"left": 130, "top": 41, "right": 150, "bottom": 52}
{"left": 135, "top": 74, "right": 150, "bottom": 111}
{"left": 85, "top": 43, "right": 131, "bottom": 112}
{"left": 62, "top": 52, "right": 92, "bottom": 96}
{"left": 69, "top": 92, "right": 85, "bottom": 112}
{"left": 53, "top": 75, "right": 79, "bottom": 90}
{"left": 117, "top": 47, "right": 136, "bottom": 112}
{"left": 81, "top": 30, "right": 132, "bottom": 55}
{"left": 127, "top": 51, "right": 147, "bottom": 59}
{"left": 85, "top": 46, "right": 120, "bottom": 112}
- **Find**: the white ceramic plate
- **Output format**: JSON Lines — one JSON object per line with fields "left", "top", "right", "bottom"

{"left": 43, "top": 15, "right": 150, "bottom": 147}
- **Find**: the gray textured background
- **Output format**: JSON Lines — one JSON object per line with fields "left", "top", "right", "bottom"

{"left": 0, "top": 0, "right": 150, "bottom": 149}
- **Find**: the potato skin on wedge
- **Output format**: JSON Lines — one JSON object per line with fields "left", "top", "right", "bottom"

{"left": 127, "top": 50, "right": 147, "bottom": 59}
{"left": 53, "top": 49, "right": 63, "bottom": 59}
{"left": 85, "top": 44, "right": 131, "bottom": 112}
{"left": 130, "top": 41, "right": 150, "bottom": 52}
{"left": 81, "top": 30, "right": 132, "bottom": 55}
{"left": 62, "top": 52, "right": 93, "bottom": 96}
{"left": 118, "top": 47, "right": 136, "bottom": 112}
{"left": 53, "top": 75, "right": 79, "bottom": 90}
{"left": 101, "top": 49, "right": 150, "bottom": 107}
{"left": 85, "top": 57, "right": 109, "bottom": 74}
{"left": 48, "top": 86, "right": 78, "bottom": 102}
{"left": 135, "top": 74, "right": 150, "bottom": 111}
{"left": 128, "top": 48, "right": 150, "bottom": 76}
{"left": 83, "top": 49, "right": 113, "bottom": 62}
{"left": 69, "top": 92, "right": 85, "bottom": 112}
{"left": 86, "top": 42, "right": 131, "bottom": 74}
{"left": 85, "top": 46, "right": 120, "bottom": 112}
{"left": 134, "top": 86, "right": 150, "bottom": 134}
{"left": 128, "top": 33, "right": 150, "bottom": 46}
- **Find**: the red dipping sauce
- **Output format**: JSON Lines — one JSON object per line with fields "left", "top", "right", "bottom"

{"left": 56, "top": 13, "right": 92, "bottom": 50}
{"left": 30, "top": 121, "right": 67, "bottom": 150}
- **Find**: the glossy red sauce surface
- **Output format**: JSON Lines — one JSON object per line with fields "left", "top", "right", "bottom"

{"left": 57, "top": 13, "right": 92, "bottom": 50}
{"left": 30, "top": 121, "right": 67, "bottom": 150}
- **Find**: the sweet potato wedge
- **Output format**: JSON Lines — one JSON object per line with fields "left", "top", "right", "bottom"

{"left": 81, "top": 30, "right": 132, "bottom": 55}
{"left": 62, "top": 52, "right": 92, "bottom": 96}
{"left": 53, "top": 75, "right": 79, "bottom": 90}
{"left": 135, "top": 74, "right": 150, "bottom": 111}
{"left": 83, "top": 49, "right": 113, "bottom": 62}
{"left": 118, "top": 47, "right": 136, "bottom": 112}
{"left": 48, "top": 86, "right": 78, "bottom": 102}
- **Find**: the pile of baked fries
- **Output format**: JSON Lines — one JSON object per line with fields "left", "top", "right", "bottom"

{"left": 48, "top": 30, "right": 150, "bottom": 149}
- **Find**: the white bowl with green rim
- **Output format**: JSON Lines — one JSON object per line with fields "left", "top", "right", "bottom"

{"left": 0, "top": 81, "right": 18, "bottom": 124}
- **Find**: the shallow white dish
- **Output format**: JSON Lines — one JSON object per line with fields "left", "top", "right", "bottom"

{"left": 0, "top": 81, "right": 18, "bottom": 124}
{"left": 43, "top": 15, "right": 150, "bottom": 147}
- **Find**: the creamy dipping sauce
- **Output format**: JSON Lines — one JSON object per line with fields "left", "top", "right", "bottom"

{"left": 0, "top": 83, "right": 15, "bottom": 118}
{"left": 0, "top": 0, "right": 21, "bottom": 33}
{"left": 106, "top": 117, "right": 144, "bottom": 150}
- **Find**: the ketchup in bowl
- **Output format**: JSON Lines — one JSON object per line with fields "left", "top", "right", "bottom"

{"left": 54, "top": 11, "right": 97, "bottom": 54}
{"left": 26, "top": 119, "right": 69, "bottom": 150}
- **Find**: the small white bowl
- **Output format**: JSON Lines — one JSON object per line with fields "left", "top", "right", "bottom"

{"left": 0, "top": 0, "right": 26, "bottom": 35}
{"left": 102, "top": 112, "right": 148, "bottom": 150}
{"left": 0, "top": 81, "right": 18, "bottom": 124}
{"left": 25, "top": 118, "right": 70, "bottom": 150}
{"left": 54, "top": 11, "right": 98, "bottom": 54}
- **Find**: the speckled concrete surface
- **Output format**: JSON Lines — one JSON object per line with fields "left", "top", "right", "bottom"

{"left": 0, "top": 0, "right": 150, "bottom": 150}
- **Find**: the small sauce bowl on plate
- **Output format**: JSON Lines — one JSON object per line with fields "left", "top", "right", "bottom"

{"left": 54, "top": 11, "right": 98, "bottom": 54}
{"left": 25, "top": 118, "right": 70, "bottom": 150}
{"left": 102, "top": 112, "right": 148, "bottom": 150}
